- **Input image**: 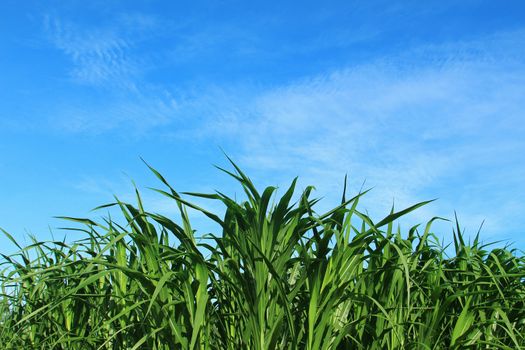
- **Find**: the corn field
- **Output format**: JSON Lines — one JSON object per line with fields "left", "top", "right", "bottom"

{"left": 1, "top": 159, "right": 524, "bottom": 349}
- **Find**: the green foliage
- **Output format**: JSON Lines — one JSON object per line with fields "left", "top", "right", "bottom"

{"left": 1, "top": 160, "right": 524, "bottom": 349}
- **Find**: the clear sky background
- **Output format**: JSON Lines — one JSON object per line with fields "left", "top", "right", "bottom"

{"left": 1, "top": 1, "right": 524, "bottom": 253}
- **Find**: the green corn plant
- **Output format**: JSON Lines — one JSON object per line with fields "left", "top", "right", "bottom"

{"left": 1, "top": 158, "right": 524, "bottom": 349}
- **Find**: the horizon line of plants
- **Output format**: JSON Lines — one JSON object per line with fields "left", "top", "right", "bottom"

{"left": 1, "top": 158, "right": 524, "bottom": 349}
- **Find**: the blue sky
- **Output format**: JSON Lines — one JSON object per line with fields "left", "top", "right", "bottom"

{"left": 1, "top": 1, "right": 524, "bottom": 253}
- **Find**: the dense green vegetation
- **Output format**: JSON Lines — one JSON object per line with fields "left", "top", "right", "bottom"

{"left": 1, "top": 159, "right": 524, "bottom": 349}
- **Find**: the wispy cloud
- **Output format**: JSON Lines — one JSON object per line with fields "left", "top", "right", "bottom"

{"left": 49, "top": 91, "right": 179, "bottom": 134}
{"left": 44, "top": 15, "right": 136, "bottom": 89}
{"left": 41, "top": 10, "right": 525, "bottom": 244}
{"left": 187, "top": 29, "right": 525, "bottom": 241}
{"left": 42, "top": 13, "right": 183, "bottom": 134}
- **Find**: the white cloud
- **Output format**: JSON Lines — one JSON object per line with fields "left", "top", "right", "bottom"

{"left": 41, "top": 14, "right": 525, "bottom": 244}
{"left": 49, "top": 92, "right": 178, "bottom": 134}
{"left": 41, "top": 14, "right": 187, "bottom": 134}
{"left": 190, "top": 30, "right": 525, "bottom": 242}
{"left": 43, "top": 15, "right": 139, "bottom": 89}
